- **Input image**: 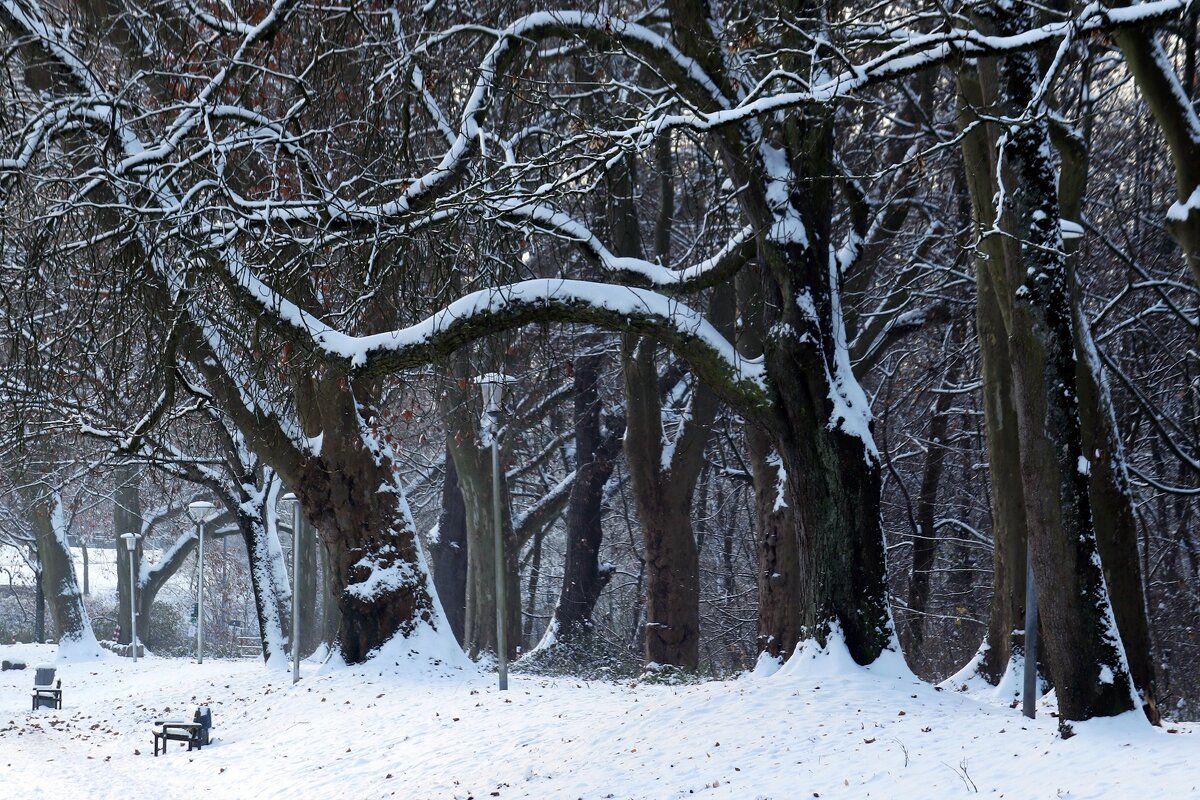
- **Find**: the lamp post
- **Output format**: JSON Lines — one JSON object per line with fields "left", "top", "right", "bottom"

{"left": 281, "top": 492, "right": 302, "bottom": 684}
{"left": 119, "top": 532, "right": 141, "bottom": 663}
{"left": 187, "top": 501, "right": 218, "bottom": 664}
{"left": 478, "top": 373, "right": 509, "bottom": 691}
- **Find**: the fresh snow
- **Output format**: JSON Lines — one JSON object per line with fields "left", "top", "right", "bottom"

{"left": 2, "top": 641, "right": 1197, "bottom": 800}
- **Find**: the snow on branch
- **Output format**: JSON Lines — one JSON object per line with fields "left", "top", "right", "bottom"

{"left": 494, "top": 200, "right": 755, "bottom": 291}
{"left": 589, "top": 0, "right": 1195, "bottom": 144}
{"left": 228, "top": 265, "right": 770, "bottom": 415}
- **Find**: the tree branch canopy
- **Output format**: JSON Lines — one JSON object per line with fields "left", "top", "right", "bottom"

{"left": 227, "top": 264, "right": 771, "bottom": 417}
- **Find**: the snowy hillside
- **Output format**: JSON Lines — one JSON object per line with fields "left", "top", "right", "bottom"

{"left": 1, "top": 641, "right": 1194, "bottom": 800}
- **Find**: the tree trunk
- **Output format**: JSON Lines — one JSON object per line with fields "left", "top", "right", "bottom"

{"left": 550, "top": 352, "right": 620, "bottom": 644}
{"left": 973, "top": 4, "right": 1137, "bottom": 728}
{"left": 32, "top": 494, "right": 96, "bottom": 647}
{"left": 297, "top": 514, "right": 320, "bottom": 655}
{"left": 623, "top": 337, "right": 710, "bottom": 669}
{"left": 286, "top": 376, "right": 439, "bottom": 663}
{"left": 443, "top": 376, "right": 520, "bottom": 661}
{"left": 34, "top": 572, "right": 45, "bottom": 643}
{"left": 300, "top": 462, "right": 436, "bottom": 662}
{"left": 748, "top": 422, "right": 804, "bottom": 661}
{"left": 1056, "top": 94, "right": 1161, "bottom": 724}
{"left": 958, "top": 65, "right": 1030, "bottom": 686}
{"left": 431, "top": 442, "right": 468, "bottom": 645}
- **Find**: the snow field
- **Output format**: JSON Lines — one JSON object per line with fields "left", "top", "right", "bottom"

{"left": 0, "top": 641, "right": 1196, "bottom": 800}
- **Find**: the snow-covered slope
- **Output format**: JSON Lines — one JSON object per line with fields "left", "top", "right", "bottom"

{"left": 0, "top": 641, "right": 1194, "bottom": 800}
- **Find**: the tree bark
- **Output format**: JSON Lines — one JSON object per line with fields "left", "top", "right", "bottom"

{"left": 968, "top": 4, "right": 1138, "bottom": 728}
{"left": 550, "top": 352, "right": 620, "bottom": 644}
{"left": 623, "top": 337, "right": 709, "bottom": 669}
{"left": 958, "top": 65, "right": 1031, "bottom": 686}
{"left": 32, "top": 493, "right": 95, "bottom": 647}
{"left": 747, "top": 422, "right": 804, "bottom": 661}
{"left": 297, "top": 513, "right": 320, "bottom": 655}
{"left": 1056, "top": 93, "right": 1162, "bottom": 725}
{"left": 431, "top": 442, "right": 468, "bottom": 645}
{"left": 443, "top": 367, "right": 521, "bottom": 661}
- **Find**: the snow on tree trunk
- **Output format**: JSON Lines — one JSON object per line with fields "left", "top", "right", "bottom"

{"left": 34, "top": 493, "right": 100, "bottom": 654}
{"left": 957, "top": 65, "right": 1031, "bottom": 686}
{"left": 980, "top": 2, "right": 1137, "bottom": 729}
{"left": 431, "top": 443, "right": 467, "bottom": 646}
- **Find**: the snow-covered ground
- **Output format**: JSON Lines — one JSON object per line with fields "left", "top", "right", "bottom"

{"left": 1, "top": 639, "right": 1195, "bottom": 800}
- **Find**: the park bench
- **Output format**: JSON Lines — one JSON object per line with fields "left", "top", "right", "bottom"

{"left": 31, "top": 666, "right": 62, "bottom": 711}
{"left": 152, "top": 705, "right": 212, "bottom": 756}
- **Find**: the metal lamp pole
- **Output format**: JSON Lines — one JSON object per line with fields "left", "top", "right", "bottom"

{"left": 281, "top": 492, "right": 302, "bottom": 684}
{"left": 479, "top": 374, "right": 508, "bottom": 691}
{"left": 187, "top": 501, "right": 217, "bottom": 664}
{"left": 120, "top": 533, "right": 141, "bottom": 662}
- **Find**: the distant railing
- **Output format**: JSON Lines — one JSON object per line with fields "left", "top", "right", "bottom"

{"left": 236, "top": 636, "right": 261, "bottom": 658}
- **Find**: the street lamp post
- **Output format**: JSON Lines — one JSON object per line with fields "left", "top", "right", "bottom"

{"left": 281, "top": 492, "right": 302, "bottom": 684}
{"left": 478, "top": 373, "right": 509, "bottom": 691}
{"left": 119, "top": 532, "right": 141, "bottom": 662}
{"left": 187, "top": 501, "right": 218, "bottom": 664}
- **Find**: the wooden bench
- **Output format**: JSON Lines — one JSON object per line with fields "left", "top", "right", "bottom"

{"left": 31, "top": 666, "right": 62, "bottom": 711}
{"left": 152, "top": 706, "right": 212, "bottom": 756}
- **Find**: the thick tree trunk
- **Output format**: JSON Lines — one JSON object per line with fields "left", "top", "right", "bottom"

{"left": 34, "top": 574, "right": 45, "bottom": 643}
{"left": 286, "top": 377, "right": 439, "bottom": 663}
{"left": 969, "top": 5, "right": 1137, "bottom": 728}
{"left": 550, "top": 353, "right": 619, "bottom": 644}
{"left": 640, "top": 497, "right": 701, "bottom": 668}
{"left": 431, "top": 443, "right": 468, "bottom": 645}
{"left": 623, "top": 337, "right": 711, "bottom": 669}
{"left": 663, "top": 0, "right": 893, "bottom": 665}
{"left": 459, "top": 449, "right": 519, "bottom": 660}
{"left": 958, "top": 66, "right": 1030, "bottom": 685}
{"left": 1056, "top": 104, "right": 1161, "bottom": 724}
{"left": 772, "top": 383, "right": 889, "bottom": 664}
{"left": 748, "top": 423, "right": 803, "bottom": 661}
{"left": 32, "top": 494, "right": 95, "bottom": 647}
{"left": 302, "top": 468, "right": 436, "bottom": 662}
{"left": 441, "top": 376, "right": 521, "bottom": 660}
{"left": 456, "top": 448, "right": 520, "bottom": 660}
{"left": 297, "top": 514, "right": 320, "bottom": 655}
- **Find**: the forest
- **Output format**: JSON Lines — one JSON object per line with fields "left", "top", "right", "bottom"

{"left": 0, "top": 0, "right": 1196, "bottom": 743}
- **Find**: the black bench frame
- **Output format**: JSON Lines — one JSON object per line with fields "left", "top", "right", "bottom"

{"left": 152, "top": 707, "right": 211, "bottom": 756}
{"left": 31, "top": 668, "right": 61, "bottom": 711}
{"left": 152, "top": 721, "right": 204, "bottom": 755}
{"left": 32, "top": 686, "right": 62, "bottom": 711}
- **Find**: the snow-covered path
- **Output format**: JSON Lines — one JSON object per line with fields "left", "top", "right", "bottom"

{"left": 1, "top": 641, "right": 1194, "bottom": 800}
